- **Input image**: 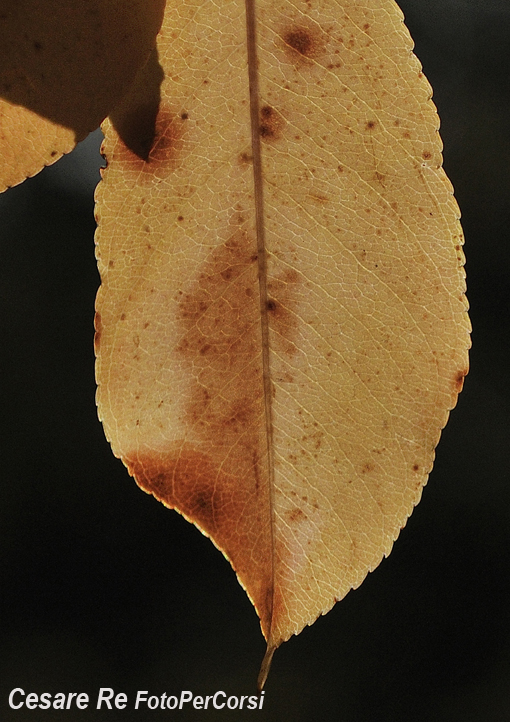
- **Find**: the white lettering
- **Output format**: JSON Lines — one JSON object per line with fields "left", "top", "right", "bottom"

{"left": 167, "top": 695, "right": 178, "bottom": 709}
{"left": 8, "top": 686, "right": 259, "bottom": 712}
{"left": 25, "top": 693, "right": 38, "bottom": 710}
{"left": 97, "top": 688, "right": 114, "bottom": 709}
{"left": 9, "top": 689, "right": 24, "bottom": 709}
{"left": 148, "top": 696, "right": 159, "bottom": 709}
{"left": 227, "top": 695, "right": 238, "bottom": 709}
{"left": 179, "top": 691, "right": 193, "bottom": 709}
{"left": 213, "top": 691, "right": 226, "bottom": 710}
{"left": 76, "top": 693, "right": 89, "bottom": 709}
{"left": 135, "top": 691, "right": 148, "bottom": 710}
{"left": 39, "top": 693, "right": 51, "bottom": 710}
{"left": 53, "top": 693, "right": 66, "bottom": 710}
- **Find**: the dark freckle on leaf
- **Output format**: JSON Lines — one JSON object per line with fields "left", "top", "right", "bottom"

{"left": 366, "top": 120, "right": 376, "bottom": 130}
{"left": 454, "top": 369, "right": 468, "bottom": 392}
{"left": 177, "top": 215, "right": 184, "bottom": 221}
{"left": 181, "top": 112, "right": 189, "bottom": 120}
{"left": 266, "top": 299, "right": 277, "bottom": 311}
{"left": 413, "top": 464, "right": 420, "bottom": 472}
{"left": 422, "top": 150, "right": 432, "bottom": 159}
{"left": 221, "top": 268, "right": 234, "bottom": 281}
{"left": 33, "top": 40, "right": 43, "bottom": 51}
{"left": 50, "top": 150, "right": 57, "bottom": 157}
{"left": 259, "top": 105, "right": 284, "bottom": 140}
{"left": 284, "top": 28, "right": 314, "bottom": 57}
{"left": 287, "top": 508, "right": 307, "bottom": 523}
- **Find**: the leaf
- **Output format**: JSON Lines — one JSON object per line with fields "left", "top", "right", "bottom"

{"left": 0, "top": 0, "right": 165, "bottom": 190}
{"left": 95, "top": 0, "right": 470, "bottom": 685}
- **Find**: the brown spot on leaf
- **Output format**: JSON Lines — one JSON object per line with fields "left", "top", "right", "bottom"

{"left": 266, "top": 268, "right": 302, "bottom": 358}
{"left": 281, "top": 23, "right": 325, "bottom": 65}
{"left": 94, "top": 312, "right": 102, "bottom": 352}
{"left": 239, "top": 151, "right": 253, "bottom": 165}
{"left": 287, "top": 508, "right": 307, "bottom": 523}
{"left": 284, "top": 28, "right": 314, "bottom": 57}
{"left": 454, "top": 368, "right": 468, "bottom": 392}
{"left": 259, "top": 105, "right": 285, "bottom": 141}
{"left": 127, "top": 441, "right": 274, "bottom": 637}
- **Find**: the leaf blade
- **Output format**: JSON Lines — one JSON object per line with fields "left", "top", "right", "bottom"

{"left": 95, "top": 0, "right": 469, "bottom": 666}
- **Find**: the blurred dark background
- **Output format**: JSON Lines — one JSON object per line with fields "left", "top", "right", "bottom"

{"left": 0, "top": 1, "right": 508, "bottom": 719}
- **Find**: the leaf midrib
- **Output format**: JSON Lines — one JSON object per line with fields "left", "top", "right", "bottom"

{"left": 245, "top": 0, "right": 277, "bottom": 651}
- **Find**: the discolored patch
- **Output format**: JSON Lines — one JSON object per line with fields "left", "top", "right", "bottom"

{"left": 454, "top": 368, "right": 469, "bottom": 393}
{"left": 259, "top": 105, "right": 285, "bottom": 141}
{"left": 239, "top": 151, "right": 253, "bottom": 165}
{"left": 126, "top": 441, "right": 274, "bottom": 637}
{"left": 266, "top": 268, "right": 302, "bottom": 359}
{"left": 94, "top": 312, "right": 102, "bottom": 352}
{"left": 280, "top": 23, "right": 325, "bottom": 66}
{"left": 287, "top": 508, "right": 307, "bottom": 523}
{"left": 129, "top": 448, "right": 223, "bottom": 532}
{"left": 284, "top": 28, "right": 314, "bottom": 57}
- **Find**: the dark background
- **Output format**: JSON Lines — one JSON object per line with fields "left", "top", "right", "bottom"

{"left": 1, "top": 1, "right": 508, "bottom": 719}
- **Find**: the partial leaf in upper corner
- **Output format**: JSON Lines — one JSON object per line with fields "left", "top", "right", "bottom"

{"left": 0, "top": 0, "right": 165, "bottom": 191}
{"left": 95, "top": 0, "right": 470, "bottom": 685}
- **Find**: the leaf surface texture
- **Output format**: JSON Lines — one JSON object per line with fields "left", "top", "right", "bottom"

{"left": 95, "top": 0, "right": 470, "bottom": 675}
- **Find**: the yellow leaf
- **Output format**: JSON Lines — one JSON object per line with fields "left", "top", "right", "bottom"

{"left": 95, "top": 0, "right": 470, "bottom": 685}
{"left": 0, "top": 0, "right": 165, "bottom": 190}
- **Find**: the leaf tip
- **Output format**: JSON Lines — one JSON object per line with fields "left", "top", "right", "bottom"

{"left": 257, "top": 644, "right": 276, "bottom": 691}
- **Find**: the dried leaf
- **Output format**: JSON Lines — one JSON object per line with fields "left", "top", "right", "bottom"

{"left": 95, "top": 0, "right": 470, "bottom": 685}
{"left": 0, "top": 0, "right": 165, "bottom": 190}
